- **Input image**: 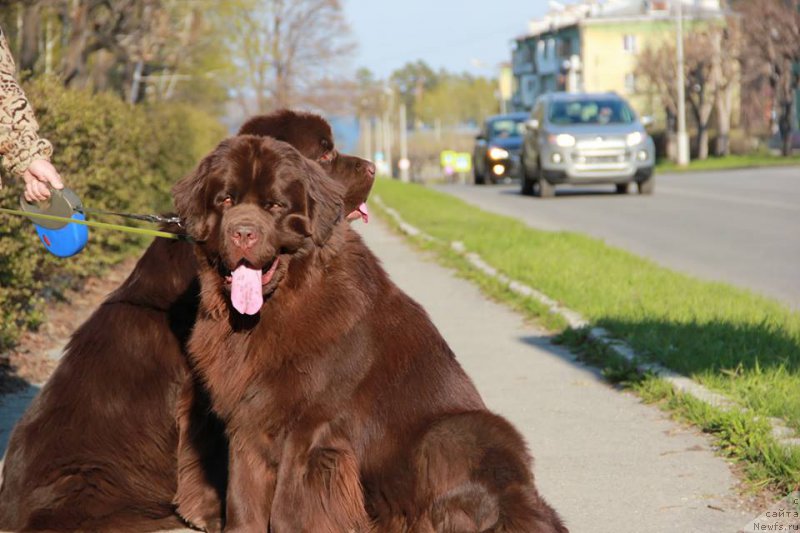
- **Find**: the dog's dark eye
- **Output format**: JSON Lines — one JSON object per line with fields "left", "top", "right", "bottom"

{"left": 265, "top": 201, "right": 284, "bottom": 212}
{"left": 216, "top": 193, "right": 234, "bottom": 207}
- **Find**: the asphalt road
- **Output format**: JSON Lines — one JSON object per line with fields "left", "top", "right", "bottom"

{"left": 436, "top": 166, "right": 800, "bottom": 310}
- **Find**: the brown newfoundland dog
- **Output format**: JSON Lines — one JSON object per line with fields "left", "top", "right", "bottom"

{"left": 176, "top": 135, "right": 566, "bottom": 532}
{"left": 0, "top": 110, "right": 374, "bottom": 532}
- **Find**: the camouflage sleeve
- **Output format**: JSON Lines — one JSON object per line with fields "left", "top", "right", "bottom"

{"left": 0, "top": 26, "right": 53, "bottom": 186}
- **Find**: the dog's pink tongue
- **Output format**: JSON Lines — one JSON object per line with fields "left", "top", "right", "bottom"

{"left": 231, "top": 264, "right": 263, "bottom": 315}
{"left": 358, "top": 202, "right": 369, "bottom": 223}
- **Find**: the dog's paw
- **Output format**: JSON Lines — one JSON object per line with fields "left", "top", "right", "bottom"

{"left": 175, "top": 500, "right": 223, "bottom": 533}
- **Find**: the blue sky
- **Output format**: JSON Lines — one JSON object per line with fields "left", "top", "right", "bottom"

{"left": 343, "top": 0, "right": 554, "bottom": 79}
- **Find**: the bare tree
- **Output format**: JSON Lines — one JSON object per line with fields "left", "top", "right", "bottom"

{"left": 226, "top": 0, "right": 355, "bottom": 114}
{"left": 684, "top": 30, "right": 722, "bottom": 160}
{"left": 18, "top": 0, "right": 41, "bottom": 74}
{"left": 712, "top": 19, "right": 741, "bottom": 156}
{"left": 1, "top": 0, "right": 227, "bottom": 105}
{"left": 636, "top": 43, "right": 678, "bottom": 160}
{"left": 0, "top": 0, "right": 45, "bottom": 76}
{"left": 639, "top": 24, "right": 737, "bottom": 161}
{"left": 738, "top": 0, "right": 800, "bottom": 156}
{"left": 59, "top": 0, "right": 143, "bottom": 89}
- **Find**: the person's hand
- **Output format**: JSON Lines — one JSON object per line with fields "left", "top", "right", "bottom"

{"left": 22, "top": 159, "right": 64, "bottom": 202}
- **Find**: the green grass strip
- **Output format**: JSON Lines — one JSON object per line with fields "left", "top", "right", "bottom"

{"left": 657, "top": 154, "right": 800, "bottom": 173}
{"left": 372, "top": 178, "right": 800, "bottom": 432}
{"left": 373, "top": 177, "right": 800, "bottom": 491}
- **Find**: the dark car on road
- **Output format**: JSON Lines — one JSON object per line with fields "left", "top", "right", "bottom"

{"left": 473, "top": 112, "right": 528, "bottom": 184}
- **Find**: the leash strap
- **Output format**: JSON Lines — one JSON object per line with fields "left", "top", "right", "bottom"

{"left": 0, "top": 206, "right": 193, "bottom": 241}
{"left": 76, "top": 206, "right": 183, "bottom": 226}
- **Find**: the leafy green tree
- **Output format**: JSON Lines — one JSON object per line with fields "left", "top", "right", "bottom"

{"left": 355, "top": 67, "right": 385, "bottom": 117}
{"left": 389, "top": 60, "right": 438, "bottom": 128}
{"left": 416, "top": 72, "right": 498, "bottom": 127}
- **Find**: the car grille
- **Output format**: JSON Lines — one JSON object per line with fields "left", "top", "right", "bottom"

{"left": 574, "top": 154, "right": 628, "bottom": 164}
{"left": 569, "top": 137, "right": 630, "bottom": 171}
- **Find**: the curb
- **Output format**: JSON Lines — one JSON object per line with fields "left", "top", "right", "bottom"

{"left": 373, "top": 195, "right": 800, "bottom": 449}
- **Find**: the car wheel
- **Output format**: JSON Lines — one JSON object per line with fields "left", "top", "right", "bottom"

{"left": 521, "top": 175, "right": 534, "bottom": 195}
{"left": 533, "top": 159, "right": 555, "bottom": 198}
{"left": 615, "top": 183, "right": 629, "bottom": 194}
{"left": 637, "top": 177, "right": 655, "bottom": 195}
{"left": 535, "top": 178, "right": 555, "bottom": 198}
{"left": 520, "top": 159, "right": 534, "bottom": 195}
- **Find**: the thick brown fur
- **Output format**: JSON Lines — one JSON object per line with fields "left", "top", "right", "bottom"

{"left": 177, "top": 136, "right": 567, "bottom": 533}
{"left": 0, "top": 230, "right": 198, "bottom": 532}
{"left": 0, "top": 111, "right": 374, "bottom": 532}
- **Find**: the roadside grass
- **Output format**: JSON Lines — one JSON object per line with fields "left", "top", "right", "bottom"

{"left": 636, "top": 377, "right": 800, "bottom": 492}
{"left": 372, "top": 177, "right": 800, "bottom": 492}
{"left": 656, "top": 153, "right": 800, "bottom": 173}
{"left": 559, "top": 327, "right": 800, "bottom": 491}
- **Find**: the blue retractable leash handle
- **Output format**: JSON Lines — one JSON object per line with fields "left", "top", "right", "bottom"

{"left": 19, "top": 188, "right": 88, "bottom": 258}
{"left": 2, "top": 187, "right": 193, "bottom": 258}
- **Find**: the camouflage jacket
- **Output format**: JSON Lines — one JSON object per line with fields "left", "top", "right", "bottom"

{"left": 0, "top": 26, "right": 52, "bottom": 185}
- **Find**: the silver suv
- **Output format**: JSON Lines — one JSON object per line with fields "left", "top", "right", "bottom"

{"left": 520, "top": 92, "right": 655, "bottom": 198}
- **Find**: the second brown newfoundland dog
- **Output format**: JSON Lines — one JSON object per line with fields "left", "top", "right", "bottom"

{"left": 176, "top": 135, "right": 567, "bottom": 532}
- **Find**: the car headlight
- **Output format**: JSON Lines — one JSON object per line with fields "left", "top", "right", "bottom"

{"left": 488, "top": 147, "right": 509, "bottom": 160}
{"left": 626, "top": 131, "right": 644, "bottom": 146}
{"left": 548, "top": 133, "right": 576, "bottom": 148}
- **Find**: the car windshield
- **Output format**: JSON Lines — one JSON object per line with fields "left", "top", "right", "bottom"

{"left": 548, "top": 99, "right": 636, "bottom": 125}
{"left": 489, "top": 118, "right": 525, "bottom": 138}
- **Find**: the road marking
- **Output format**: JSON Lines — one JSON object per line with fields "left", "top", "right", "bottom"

{"left": 658, "top": 186, "right": 800, "bottom": 211}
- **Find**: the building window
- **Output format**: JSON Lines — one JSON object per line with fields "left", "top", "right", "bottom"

{"left": 548, "top": 38, "right": 555, "bottom": 59}
{"left": 558, "top": 38, "right": 573, "bottom": 59}
{"left": 625, "top": 73, "right": 636, "bottom": 93}
{"left": 537, "top": 40, "right": 545, "bottom": 59}
{"left": 623, "top": 34, "right": 636, "bottom": 53}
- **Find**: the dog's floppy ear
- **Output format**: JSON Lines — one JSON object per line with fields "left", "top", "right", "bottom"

{"left": 172, "top": 140, "right": 230, "bottom": 240}
{"left": 304, "top": 159, "right": 345, "bottom": 246}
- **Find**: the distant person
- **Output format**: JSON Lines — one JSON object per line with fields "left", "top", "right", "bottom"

{"left": 0, "top": 26, "right": 64, "bottom": 202}
{"left": 597, "top": 105, "right": 612, "bottom": 125}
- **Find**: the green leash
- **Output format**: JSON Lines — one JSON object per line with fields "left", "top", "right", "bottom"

{"left": 0, "top": 206, "right": 191, "bottom": 240}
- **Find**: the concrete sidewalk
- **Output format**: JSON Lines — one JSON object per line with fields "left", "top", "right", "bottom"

{"left": 356, "top": 218, "right": 753, "bottom": 532}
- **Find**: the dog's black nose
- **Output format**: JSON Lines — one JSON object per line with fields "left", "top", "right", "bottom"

{"left": 231, "top": 224, "right": 259, "bottom": 250}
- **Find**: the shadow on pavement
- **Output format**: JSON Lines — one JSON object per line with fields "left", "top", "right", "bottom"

{"left": 515, "top": 334, "right": 607, "bottom": 380}
{"left": 0, "top": 384, "right": 40, "bottom": 457}
{"left": 497, "top": 186, "right": 625, "bottom": 198}
{"left": 594, "top": 317, "right": 800, "bottom": 376}
{"left": 517, "top": 315, "right": 800, "bottom": 429}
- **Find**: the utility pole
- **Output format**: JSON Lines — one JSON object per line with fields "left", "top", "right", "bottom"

{"left": 383, "top": 86, "right": 394, "bottom": 177}
{"left": 361, "top": 116, "right": 372, "bottom": 161}
{"left": 375, "top": 115, "right": 383, "bottom": 171}
{"left": 382, "top": 108, "right": 392, "bottom": 177}
{"left": 399, "top": 103, "right": 410, "bottom": 182}
{"left": 675, "top": 0, "right": 690, "bottom": 166}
